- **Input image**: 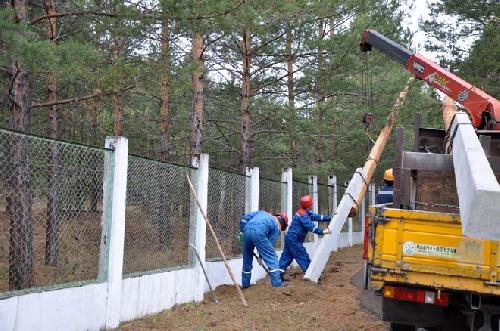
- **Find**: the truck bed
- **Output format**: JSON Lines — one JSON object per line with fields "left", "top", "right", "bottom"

{"left": 368, "top": 207, "right": 500, "bottom": 296}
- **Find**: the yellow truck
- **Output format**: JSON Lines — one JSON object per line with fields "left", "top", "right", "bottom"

{"left": 366, "top": 207, "right": 500, "bottom": 330}
{"left": 358, "top": 29, "right": 500, "bottom": 331}
{"left": 363, "top": 121, "right": 500, "bottom": 331}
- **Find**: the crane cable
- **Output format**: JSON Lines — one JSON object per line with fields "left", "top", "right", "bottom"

{"left": 363, "top": 51, "right": 376, "bottom": 144}
{"left": 363, "top": 50, "right": 373, "bottom": 113}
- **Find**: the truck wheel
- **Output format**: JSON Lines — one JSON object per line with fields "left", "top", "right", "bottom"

{"left": 389, "top": 322, "right": 416, "bottom": 331}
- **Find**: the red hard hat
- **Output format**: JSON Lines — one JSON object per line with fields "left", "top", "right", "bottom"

{"left": 274, "top": 211, "right": 289, "bottom": 231}
{"left": 300, "top": 195, "right": 314, "bottom": 209}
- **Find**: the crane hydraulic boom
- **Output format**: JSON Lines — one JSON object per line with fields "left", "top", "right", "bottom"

{"left": 360, "top": 29, "right": 500, "bottom": 130}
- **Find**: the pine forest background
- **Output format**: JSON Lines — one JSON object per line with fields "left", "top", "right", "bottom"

{"left": 1, "top": 0, "right": 498, "bottom": 185}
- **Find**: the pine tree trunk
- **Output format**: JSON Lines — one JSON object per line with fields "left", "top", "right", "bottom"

{"left": 112, "top": 20, "right": 123, "bottom": 137}
{"left": 286, "top": 26, "right": 294, "bottom": 108}
{"left": 113, "top": 93, "right": 123, "bottom": 136}
{"left": 90, "top": 96, "right": 99, "bottom": 212}
{"left": 190, "top": 31, "right": 204, "bottom": 159}
{"left": 327, "top": 17, "right": 336, "bottom": 157}
{"left": 8, "top": 0, "right": 33, "bottom": 290}
{"left": 44, "top": 0, "right": 62, "bottom": 266}
{"left": 315, "top": 17, "right": 326, "bottom": 164}
{"left": 240, "top": 28, "right": 252, "bottom": 173}
{"left": 160, "top": 18, "right": 170, "bottom": 162}
{"left": 158, "top": 16, "right": 171, "bottom": 248}
{"left": 327, "top": 16, "right": 335, "bottom": 104}
{"left": 286, "top": 25, "right": 296, "bottom": 167}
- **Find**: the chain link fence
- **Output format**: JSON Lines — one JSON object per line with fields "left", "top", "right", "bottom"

{"left": 260, "top": 178, "right": 285, "bottom": 250}
{"left": 0, "top": 129, "right": 109, "bottom": 295}
{"left": 206, "top": 169, "right": 247, "bottom": 260}
{"left": 123, "top": 156, "right": 192, "bottom": 276}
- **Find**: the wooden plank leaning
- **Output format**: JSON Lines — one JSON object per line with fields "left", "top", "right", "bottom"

{"left": 305, "top": 77, "right": 415, "bottom": 283}
{"left": 186, "top": 175, "right": 248, "bottom": 307}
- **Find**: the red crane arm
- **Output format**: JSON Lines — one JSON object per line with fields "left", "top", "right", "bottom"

{"left": 407, "top": 54, "right": 500, "bottom": 129}
{"left": 361, "top": 29, "right": 500, "bottom": 130}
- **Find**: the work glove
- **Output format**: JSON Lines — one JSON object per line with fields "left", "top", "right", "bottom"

{"left": 322, "top": 228, "right": 332, "bottom": 235}
{"left": 237, "top": 232, "right": 244, "bottom": 242}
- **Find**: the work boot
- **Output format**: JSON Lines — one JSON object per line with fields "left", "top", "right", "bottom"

{"left": 276, "top": 281, "right": 289, "bottom": 288}
{"left": 281, "top": 273, "right": 290, "bottom": 282}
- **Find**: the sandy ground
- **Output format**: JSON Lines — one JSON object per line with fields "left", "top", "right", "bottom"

{"left": 119, "top": 245, "right": 386, "bottom": 330}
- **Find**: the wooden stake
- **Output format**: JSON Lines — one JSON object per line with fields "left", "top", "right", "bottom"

{"left": 349, "top": 77, "right": 415, "bottom": 217}
{"left": 186, "top": 175, "right": 248, "bottom": 307}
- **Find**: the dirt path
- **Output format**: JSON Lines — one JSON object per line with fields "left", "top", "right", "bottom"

{"left": 120, "top": 245, "right": 385, "bottom": 330}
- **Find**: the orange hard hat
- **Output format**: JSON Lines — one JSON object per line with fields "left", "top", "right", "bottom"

{"left": 300, "top": 195, "right": 314, "bottom": 209}
{"left": 383, "top": 168, "right": 394, "bottom": 181}
{"left": 274, "top": 211, "right": 289, "bottom": 231}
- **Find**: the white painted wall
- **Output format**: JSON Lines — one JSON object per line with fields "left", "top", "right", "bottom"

{"left": 120, "top": 267, "right": 199, "bottom": 322}
{"left": 0, "top": 283, "right": 107, "bottom": 331}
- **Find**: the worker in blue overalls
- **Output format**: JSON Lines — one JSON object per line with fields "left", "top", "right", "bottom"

{"left": 239, "top": 210, "right": 289, "bottom": 288}
{"left": 279, "top": 195, "right": 332, "bottom": 277}
{"left": 376, "top": 168, "right": 394, "bottom": 204}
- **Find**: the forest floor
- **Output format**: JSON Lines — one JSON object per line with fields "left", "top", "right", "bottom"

{"left": 119, "top": 245, "right": 386, "bottom": 330}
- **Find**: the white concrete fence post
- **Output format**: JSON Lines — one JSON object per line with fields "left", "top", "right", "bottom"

{"left": 190, "top": 154, "right": 209, "bottom": 301}
{"left": 329, "top": 175, "right": 338, "bottom": 214}
{"left": 369, "top": 183, "right": 376, "bottom": 206}
{"left": 99, "top": 137, "right": 128, "bottom": 329}
{"left": 328, "top": 175, "right": 338, "bottom": 251}
{"left": 348, "top": 218, "right": 353, "bottom": 247}
{"left": 282, "top": 168, "right": 293, "bottom": 225}
{"left": 348, "top": 179, "right": 353, "bottom": 246}
{"left": 246, "top": 167, "right": 259, "bottom": 212}
{"left": 360, "top": 188, "right": 366, "bottom": 242}
{"left": 310, "top": 176, "right": 319, "bottom": 250}
{"left": 310, "top": 176, "right": 318, "bottom": 213}
{"left": 280, "top": 168, "right": 293, "bottom": 249}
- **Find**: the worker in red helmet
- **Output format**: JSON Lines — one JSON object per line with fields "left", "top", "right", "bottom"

{"left": 278, "top": 195, "right": 332, "bottom": 276}
{"left": 239, "top": 210, "right": 289, "bottom": 288}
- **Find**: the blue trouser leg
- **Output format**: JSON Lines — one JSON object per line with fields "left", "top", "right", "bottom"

{"left": 278, "top": 240, "right": 294, "bottom": 273}
{"left": 253, "top": 231, "right": 282, "bottom": 287}
{"left": 242, "top": 232, "right": 255, "bottom": 288}
{"left": 290, "top": 241, "right": 311, "bottom": 272}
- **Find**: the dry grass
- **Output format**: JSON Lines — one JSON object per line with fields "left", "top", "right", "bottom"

{"left": 120, "top": 245, "right": 386, "bottom": 331}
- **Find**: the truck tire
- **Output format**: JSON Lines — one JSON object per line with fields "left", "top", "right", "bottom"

{"left": 441, "top": 308, "right": 468, "bottom": 331}
{"left": 389, "top": 322, "right": 416, "bottom": 331}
